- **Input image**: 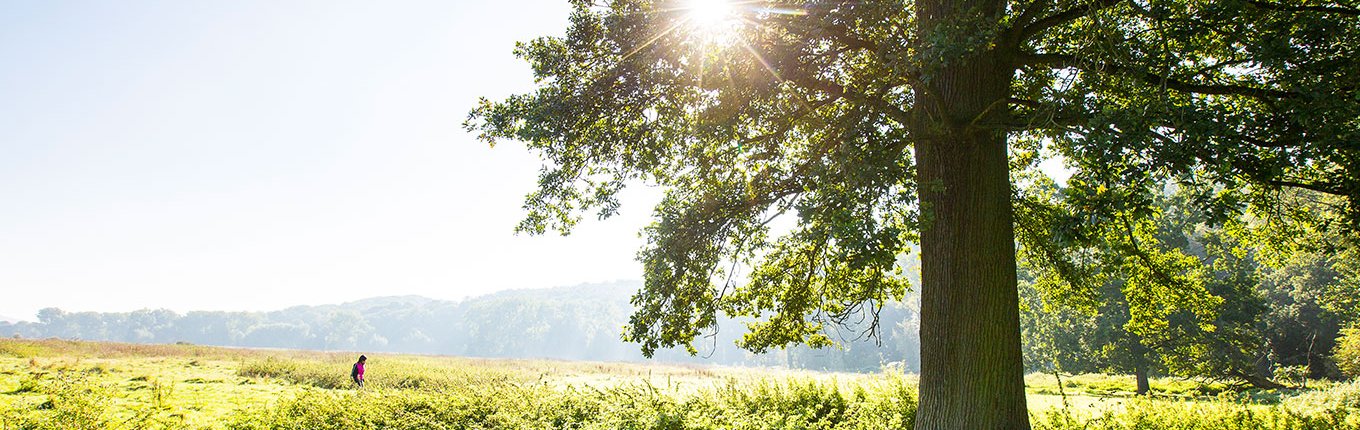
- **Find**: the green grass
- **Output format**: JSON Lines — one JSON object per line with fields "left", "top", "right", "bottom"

{"left": 1024, "top": 372, "right": 1235, "bottom": 398}
{"left": 0, "top": 339, "right": 1357, "bottom": 429}
{"left": 0, "top": 352, "right": 296, "bottom": 429}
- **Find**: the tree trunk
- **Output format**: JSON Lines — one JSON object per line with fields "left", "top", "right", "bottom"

{"left": 1135, "top": 362, "right": 1151, "bottom": 395}
{"left": 912, "top": 108, "right": 1029, "bottom": 429}
{"left": 1133, "top": 336, "right": 1151, "bottom": 395}
{"left": 1236, "top": 371, "right": 1289, "bottom": 390}
{"left": 911, "top": 0, "right": 1027, "bottom": 425}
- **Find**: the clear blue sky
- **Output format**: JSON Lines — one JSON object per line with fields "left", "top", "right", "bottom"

{"left": 0, "top": 0, "right": 661, "bottom": 320}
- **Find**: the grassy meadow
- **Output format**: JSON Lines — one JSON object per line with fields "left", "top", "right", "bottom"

{"left": 1, "top": 339, "right": 1358, "bottom": 429}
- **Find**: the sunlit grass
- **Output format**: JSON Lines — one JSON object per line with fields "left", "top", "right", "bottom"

{"left": 2, "top": 339, "right": 1358, "bottom": 429}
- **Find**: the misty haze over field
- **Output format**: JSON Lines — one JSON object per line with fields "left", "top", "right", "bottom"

{"left": 0, "top": 280, "right": 923, "bottom": 373}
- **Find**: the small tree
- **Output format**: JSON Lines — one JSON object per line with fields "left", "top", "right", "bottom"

{"left": 1335, "top": 328, "right": 1360, "bottom": 379}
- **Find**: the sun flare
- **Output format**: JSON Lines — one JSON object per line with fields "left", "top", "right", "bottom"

{"left": 686, "top": 0, "right": 736, "bottom": 30}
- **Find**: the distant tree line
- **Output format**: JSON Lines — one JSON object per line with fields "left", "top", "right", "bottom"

{"left": 1018, "top": 185, "right": 1360, "bottom": 392}
{"left": 8, "top": 194, "right": 1352, "bottom": 387}
{"left": 0, "top": 281, "right": 923, "bottom": 372}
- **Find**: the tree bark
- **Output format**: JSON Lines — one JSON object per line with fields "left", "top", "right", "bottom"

{"left": 911, "top": 0, "right": 1028, "bottom": 425}
{"left": 1135, "top": 361, "right": 1151, "bottom": 395}
{"left": 1133, "top": 336, "right": 1151, "bottom": 395}
{"left": 912, "top": 109, "right": 1029, "bottom": 428}
{"left": 1236, "top": 371, "right": 1289, "bottom": 389}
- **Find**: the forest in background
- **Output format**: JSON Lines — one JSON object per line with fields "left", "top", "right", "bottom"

{"left": 1016, "top": 187, "right": 1360, "bottom": 390}
{"left": 3, "top": 188, "right": 1356, "bottom": 384}
{"left": 0, "top": 280, "right": 922, "bottom": 373}
{"left": 4, "top": 188, "right": 1357, "bottom": 388}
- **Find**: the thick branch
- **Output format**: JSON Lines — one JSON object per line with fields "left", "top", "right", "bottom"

{"left": 1244, "top": 0, "right": 1360, "bottom": 16}
{"left": 738, "top": 96, "right": 842, "bottom": 156}
{"left": 1008, "top": 97, "right": 1043, "bottom": 110}
{"left": 1011, "top": 0, "right": 1054, "bottom": 38}
{"left": 1150, "top": 128, "right": 1349, "bottom": 198}
{"left": 992, "top": 98, "right": 1092, "bottom": 131}
{"left": 1019, "top": 52, "right": 1298, "bottom": 100}
{"left": 1267, "top": 179, "right": 1348, "bottom": 196}
{"left": 1014, "top": 0, "right": 1124, "bottom": 42}
{"left": 1230, "top": 132, "right": 1296, "bottom": 149}
{"left": 1119, "top": 214, "right": 1186, "bottom": 290}
{"left": 788, "top": 74, "right": 914, "bottom": 127}
{"left": 824, "top": 23, "right": 875, "bottom": 52}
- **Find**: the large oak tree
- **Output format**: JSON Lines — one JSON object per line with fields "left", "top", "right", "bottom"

{"left": 469, "top": 0, "right": 1360, "bottom": 427}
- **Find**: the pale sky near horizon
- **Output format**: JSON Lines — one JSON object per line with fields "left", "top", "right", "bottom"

{"left": 0, "top": 1, "right": 1072, "bottom": 322}
{"left": 0, "top": 0, "right": 669, "bottom": 321}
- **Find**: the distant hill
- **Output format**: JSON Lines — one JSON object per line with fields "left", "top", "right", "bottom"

{"left": 0, "top": 280, "right": 920, "bottom": 372}
{"left": 0, "top": 315, "right": 21, "bottom": 324}
{"left": 338, "top": 295, "right": 444, "bottom": 310}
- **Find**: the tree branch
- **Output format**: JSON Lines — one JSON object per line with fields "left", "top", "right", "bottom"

{"left": 787, "top": 74, "right": 915, "bottom": 127}
{"left": 1266, "top": 179, "right": 1348, "bottom": 197}
{"left": 1149, "top": 127, "right": 1349, "bottom": 198}
{"left": 1244, "top": 0, "right": 1360, "bottom": 16}
{"left": 1011, "top": 0, "right": 1055, "bottom": 37}
{"left": 1014, "top": 0, "right": 1124, "bottom": 42}
{"left": 738, "top": 96, "right": 841, "bottom": 155}
{"left": 1019, "top": 52, "right": 1297, "bottom": 100}
{"left": 1119, "top": 215, "right": 1181, "bottom": 289}
{"left": 992, "top": 98, "right": 1092, "bottom": 131}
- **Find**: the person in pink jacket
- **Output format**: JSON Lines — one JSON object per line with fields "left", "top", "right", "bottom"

{"left": 351, "top": 355, "right": 366, "bottom": 388}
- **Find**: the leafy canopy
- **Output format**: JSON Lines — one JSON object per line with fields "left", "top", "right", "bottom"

{"left": 468, "top": 0, "right": 1360, "bottom": 356}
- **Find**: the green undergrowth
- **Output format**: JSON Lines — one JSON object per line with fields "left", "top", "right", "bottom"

{"left": 3, "top": 339, "right": 1360, "bottom": 429}
{"left": 224, "top": 377, "right": 918, "bottom": 430}
{"left": 1033, "top": 385, "right": 1360, "bottom": 429}
{"left": 1025, "top": 372, "right": 1233, "bottom": 398}
{"left": 236, "top": 356, "right": 530, "bottom": 391}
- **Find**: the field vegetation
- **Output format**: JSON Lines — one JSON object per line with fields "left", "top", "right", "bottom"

{"left": 2, "top": 339, "right": 1358, "bottom": 429}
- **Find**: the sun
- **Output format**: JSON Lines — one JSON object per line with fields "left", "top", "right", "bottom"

{"left": 688, "top": 0, "right": 732, "bottom": 25}
{"left": 686, "top": 0, "right": 737, "bottom": 31}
